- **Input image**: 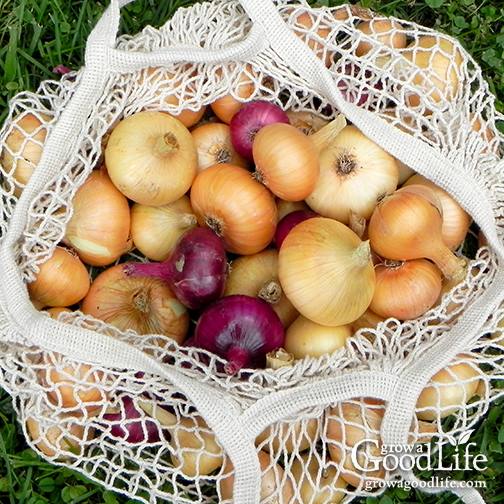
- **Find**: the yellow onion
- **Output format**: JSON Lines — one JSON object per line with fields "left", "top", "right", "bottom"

{"left": 28, "top": 247, "right": 90, "bottom": 308}
{"left": 285, "top": 316, "right": 352, "bottom": 358}
{"left": 190, "top": 163, "right": 277, "bottom": 255}
{"left": 277, "top": 199, "right": 310, "bottom": 222}
{"left": 279, "top": 217, "right": 375, "bottom": 326}
{"left": 472, "top": 113, "right": 496, "bottom": 151}
{"left": 403, "top": 36, "right": 463, "bottom": 108}
{"left": 210, "top": 66, "right": 256, "bottom": 124}
{"left": 404, "top": 174, "right": 471, "bottom": 250}
{"left": 351, "top": 309, "right": 385, "bottom": 333}
{"left": 369, "top": 185, "right": 467, "bottom": 281}
{"left": 256, "top": 416, "right": 319, "bottom": 454}
{"left": 370, "top": 259, "right": 442, "bottom": 320}
{"left": 306, "top": 125, "right": 399, "bottom": 223}
{"left": 45, "top": 307, "right": 72, "bottom": 318}
{"left": 26, "top": 417, "right": 93, "bottom": 459}
{"left": 356, "top": 19, "right": 407, "bottom": 57}
{"left": 225, "top": 250, "right": 298, "bottom": 327}
{"left": 416, "top": 357, "right": 482, "bottom": 421}
{"left": 81, "top": 263, "right": 188, "bottom": 343}
{"left": 219, "top": 450, "right": 294, "bottom": 502}
{"left": 142, "top": 67, "right": 206, "bottom": 128}
{"left": 266, "top": 348, "right": 295, "bottom": 369}
{"left": 327, "top": 402, "right": 385, "bottom": 487}
{"left": 191, "top": 122, "right": 246, "bottom": 172}
{"left": 478, "top": 230, "right": 487, "bottom": 248}
{"left": 253, "top": 123, "right": 319, "bottom": 201}
{"left": 1, "top": 112, "right": 52, "bottom": 196}
{"left": 64, "top": 169, "right": 131, "bottom": 266}
{"left": 105, "top": 111, "right": 197, "bottom": 206}
{"left": 290, "top": 453, "right": 347, "bottom": 504}
{"left": 131, "top": 196, "right": 197, "bottom": 261}
{"left": 286, "top": 111, "right": 329, "bottom": 136}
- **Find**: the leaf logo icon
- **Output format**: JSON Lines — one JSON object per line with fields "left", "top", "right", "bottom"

{"left": 458, "top": 429, "right": 474, "bottom": 445}
{"left": 447, "top": 434, "right": 457, "bottom": 446}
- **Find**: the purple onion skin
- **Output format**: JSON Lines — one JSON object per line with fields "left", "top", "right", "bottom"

{"left": 193, "top": 295, "right": 285, "bottom": 375}
{"left": 275, "top": 210, "right": 318, "bottom": 249}
{"left": 103, "top": 396, "right": 160, "bottom": 444}
{"left": 230, "top": 101, "right": 289, "bottom": 160}
{"left": 336, "top": 64, "right": 383, "bottom": 106}
{"left": 125, "top": 227, "right": 227, "bottom": 310}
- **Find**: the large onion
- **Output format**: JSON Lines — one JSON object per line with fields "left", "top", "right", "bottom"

{"left": 81, "top": 263, "right": 188, "bottom": 343}
{"left": 356, "top": 19, "right": 407, "bottom": 57}
{"left": 64, "top": 169, "right": 131, "bottom": 266}
{"left": 279, "top": 218, "right": 375, "bottom": 326}
{"left": 105, "top": 111, "right": 197, "bottom": 206}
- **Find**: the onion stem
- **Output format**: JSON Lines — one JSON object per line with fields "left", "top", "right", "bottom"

{"left": 224, "top": 347, "right": 251, "bottom": 375}
{"left": 155, "top": 132, "right": 179, "bottom": 155}
{"left": 352, "top": 240, "right": 373, "bottom": 268}
{"left": 310, "top": 114, "right": 347, "bottom": 151}
{"left": 431, "top": 246, "right": 467, "bottom": 281}
{"left": 258, "top": 281, "right": 282, "bottom": 304}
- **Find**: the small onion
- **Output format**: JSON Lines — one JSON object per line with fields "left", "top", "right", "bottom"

{"left": 286, "top": 111, "right": 329, "bottom": 136}
{"left": 126, "top": 227, "right": 227, "bottom": 310}
{"left": 403, "top": 36, "right": 463, "bottom": 108}
{"left": 0, "top": 112, "right": 52, "bottom": 196}
{"left": 210, "top": 66, "right": 256, "bottom": 124}
{"left": 105, "top": 111, "right": 197, "bottom": 206}
{"left": 253, "top": 123, "right": 319, "bottom": 201}
{"left": 230, "top": 101, "right": 289, "bottom": 160}
{"left": 26, "top": 417, "right": 91, "bottom": 459}
{"left": 190, "top": 163, "right": 277, "bottom": 255}
{"left": 306, "top": 125, "right": 399, "bottom": 224}
{"left": 191, "top": 122, "right": 246, "bottom": 171}
{"left": 370, "top": 259, "right": 442, "bottom": 320}
{"left": 285, "top": 315, "right": 352, "bottom": 358}
{"left": 64, "top": 169, "right": 131, "bottom": 267}
{"left": 290, "top": 453, "right": 347, "bottom": 504}
{"left": 131, "top": 196, "right": 197, "bottom": 261}
{"left": 225, "top": 250, "right": 298, "bottom": 327}
{"left": 103, "top": 396, "right": 160, "bottom": 444}
{"left": 28, "top": 247, "right": 90, "bottom": 308}
{"left": 193, "top": 295, "right": 285, "bottom": 374}
{"left": 276, "top": 198, "right": 310, "bottom": 222}
{"left": 219, "top": 450, "right": 294, "bottom": 503}
{"left": 369, "top": 185, "right": 467, "bottom": 281}
{"left": 356, "top": 19, "right": 407, "bottom": 57}
{"left": 416, "top": 357, "right": 482, "bottom": 421}
{"left": 274, "top": 209, "right": 318, "bottom": 249}
{"left": 81, "top": 263, "right": 188, "bottom": 343}
{"left": 279, "top": 218, "right": 375, "bottom": 327}
{"left": 404, "top": 174, "right": 471, "bottom": 250}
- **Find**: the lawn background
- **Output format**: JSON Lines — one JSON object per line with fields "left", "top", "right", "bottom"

{"left": 0, "top": 1, "right": 503, "bottom": 503}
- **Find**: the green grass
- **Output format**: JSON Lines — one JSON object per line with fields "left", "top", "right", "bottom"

{"left": 1, "top": 0, "right": 503, "bottom": 503}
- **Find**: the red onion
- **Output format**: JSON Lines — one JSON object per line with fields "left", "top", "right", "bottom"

{"left": 125, "top": 227, "right": 227, "bottom": 310}
{"left": 336, "top": 63, "right": 383, "bottom": 106}
{"left": 230, "top": 101, "right": 289, "bottom": 160}
{"left": 275, "top": 210, "right": 318, "bottom": 248}
{"left": 103, "top": 396, "right": 160, "bottom": 444}
{"left": 193, "top": 295, "right": 285, "bottom": 375}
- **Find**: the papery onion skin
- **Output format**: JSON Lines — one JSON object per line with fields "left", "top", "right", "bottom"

{"left": 368, "top": 185, "right": 466, "bottom": 281}
{"left": 290, "top": 452, "right": 347, "bottom": 504}
{"left": 275, "top": 209, "right": 317, "bottom": 249}
{"left": 356, "top": 19, "right": 407, "bottom": 57}
{"left": 126, "top": 227, "right": 227, "bottom": 310}
{"left": 193, "top": 295, "right": 285, "bottom": 375}
{"left": 103, "top": 396, "right": 160, "bottom": 444}
{"left": 105, "top": 111, "right": 197, "bottom": 206}
{"left": 65, "top": 169, "right": 131, "bottom": 267}
{"left": 219, "top": 450, "right": 294, "bottom": 502}
{"left": 81, "top": 263, "right": 188, "bottom": 343}
{"left": 1, "top": 112, "right": 52, "bottom": 196}
{"left": 286, "top": 111, "right": 329, "bottom": 136}
{"left": 253, "top": 123, "right": 319, "bottom": 201}
{"left": 190, "top": 163, "right": 277, "bottom": 255}
{"left": 279, "top": 217, "right": 375, "bottom": 326}
{"left": 28, "top": 246, "right": 90, "bottom": 307}
{"left": 404, "top": 174, "right": 471, "bottom": 250}
{"left": 225, "top": 250, "right": 298, "bottom": 327}
{"left": 416, "top": 358, "right": 481, "bottom": 421}
{"left": 192, "top": 122, "right": 247, "bottom": 172}
{"left": 285, "top": 316, "right": 352, "bottom": 358}
{"left": 131, "top": 196, "right": 197, "bottom": 262}
{"left": 230, "top": 101, "right": 289, "bottom": 160}
{"left": 306, "top": 125, "right": 399, "bottom": 223}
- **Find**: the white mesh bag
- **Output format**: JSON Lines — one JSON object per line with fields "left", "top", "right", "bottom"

{"left": 0, "top": 1, "right": 503, "bottom": 503}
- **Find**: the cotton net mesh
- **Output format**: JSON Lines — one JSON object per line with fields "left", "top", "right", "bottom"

{"left": 0, "top": 1, "right": 503, "bottom": 503}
